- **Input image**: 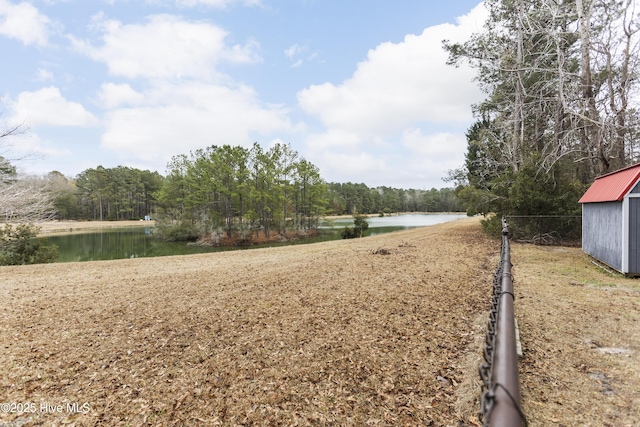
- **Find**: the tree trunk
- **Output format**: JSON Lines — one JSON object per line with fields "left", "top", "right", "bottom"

{"left": 577, "top": 0, "right": 606, "bottom": 174}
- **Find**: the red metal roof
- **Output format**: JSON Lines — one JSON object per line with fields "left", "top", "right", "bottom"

{"left": 579, "top": 163, "right": 640, "bottom": 203}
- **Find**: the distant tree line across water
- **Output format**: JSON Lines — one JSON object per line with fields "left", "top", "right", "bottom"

{"left": 60, "top": 166, "right": 164, "bottom": 221}
{"left": 41, "top": 144, "right": 463, "bottom": 225}
{"left": 326, "top": 182, "right": 462, "bottom": 216}
{"left": 1, "top": 144, "right": 463, "bottom": 242}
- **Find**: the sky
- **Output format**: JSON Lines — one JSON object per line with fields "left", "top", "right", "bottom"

{"left": 0, "top": 0, "right": 487, "bottom": 189}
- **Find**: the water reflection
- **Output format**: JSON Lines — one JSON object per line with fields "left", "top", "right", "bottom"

{"left": 47, "top": 214, "right": 466, "bottom": 263}
{"left": 325, "top": 214, "right": 467, "bottom": 229}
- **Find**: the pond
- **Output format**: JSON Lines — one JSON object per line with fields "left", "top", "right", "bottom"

{"left": 46, "top": 213, "right": 467, "bottom": 263}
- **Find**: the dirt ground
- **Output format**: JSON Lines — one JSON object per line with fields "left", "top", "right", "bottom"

{"left": 32, "top": 220, "right": 156, "bottom": 236}
{"left": 0, "top": 218, "right": 639, "bottom": 426}
{"left": 512, "top": 244, "right": 640, "bottom": 427}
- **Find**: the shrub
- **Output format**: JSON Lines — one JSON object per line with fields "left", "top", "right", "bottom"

{"left": 353, "top": 214, "right": 369, "bottom": 237}
{"left": 0, "top": 224, "right": 59, "bottom": 265}
{"left": 341, "top": 226, "right": 357, "bottom": 239}
{"left": 163, "top": 223, "right": 199, "bottom": 241}
{"left": 152, "top": 218, "right": 200, "bottom": 241}
{"left": 341, "top": 214, "right": 369, "bottom": 239}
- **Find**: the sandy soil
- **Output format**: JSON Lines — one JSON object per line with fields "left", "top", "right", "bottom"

{"left": 0, "top": 217, "right": 639, "bottom": 426}
{"left": 31, "top": 220, "right": 156, "bottom": 236}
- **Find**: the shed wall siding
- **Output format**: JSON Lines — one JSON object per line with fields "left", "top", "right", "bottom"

{"left": 583, "top": 202, "right": 622, "bottom": 270}
{"left": 629, "top": 198, "right": 640, "bottom": 273}
{"left": 632, "top": 182, "right": 640, "bottom": 194}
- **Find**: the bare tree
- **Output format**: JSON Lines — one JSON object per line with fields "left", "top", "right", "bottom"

{"left": 446, "top": 0, "right": 640, "bottom": 183}
{"left": 0, "top": 120, "right": 56, "bottom": 223}
{"left": 0, "top": 175, "right": 56, "bottom": 222}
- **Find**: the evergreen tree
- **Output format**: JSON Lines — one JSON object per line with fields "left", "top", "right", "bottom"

{"left": 445, "top": 0, "right": 640, "bottom": 239}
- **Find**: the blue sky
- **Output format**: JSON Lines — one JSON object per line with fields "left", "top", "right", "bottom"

{"left": 0, "top": 0, "right": 487, "bottom": 189}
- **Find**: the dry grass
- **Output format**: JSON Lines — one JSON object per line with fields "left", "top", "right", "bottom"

{"left": 0, "top": 218, "right": 496, "bottom": 426}
{"left": 513, "top": 244, "right": 640, "bottom": 427}
{"left": 1, "top": 218, "right": 638, "bottom": 426}
{"left": 31, "top": 220, "right": 156, "bottom": 236}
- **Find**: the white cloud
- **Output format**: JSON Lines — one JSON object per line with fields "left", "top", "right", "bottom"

{"left": 99, "top": 81, "right": 294, "bottom": 169}
{"left": 297, "top": 4, "right": 486, "bottom": 135}
{"left": 304, "top": 129, "right": 467, "bottom": 188}
{"left": 306, "top": 129, "right": 363, "bottom": 151}
{"left": 2, "top": 132, "right": 69, "bottom": 159}
{"left": 285, "top": 43, "right": 305, "bottom": 59}
{"left": 400, "top": 129, "right": 468, "bottom": 183}
{"left": 67, "top": 11, "right": 296, "bottom": 172}
{"left": 284, "top": 43, "right": 319, "bottom": 68}
{"left": 35, "top": 68, "right": 54, "bottom": 82}
{"left": 71, "top": 14, "right": 261, "bottom": 80}
{"left": 0, "top": 0, "right": 53, "bottom": 46}
{"left": 307, "top": 150, "right": 393, "bottom": 186}
{"left": 296, "top": 2, "right": 488, "bottom": 188}
{"left": 10, "top": 87, "right": 98, "bottom": 127}
{"left": 401, "top": 128, "right": 466, "bottom": 159}
{"left": 97, "top": 83, "right": 145, "bottom": 109}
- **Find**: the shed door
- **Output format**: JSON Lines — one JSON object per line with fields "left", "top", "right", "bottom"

{"left": 629, "top": 198, "right": 640, "bottom": 273}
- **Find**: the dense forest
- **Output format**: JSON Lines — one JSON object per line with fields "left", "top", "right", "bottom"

{"left": 55, "top": 167, "right": 164, "bottom": 221}
{"left": 153, "top": 143, "right": 327, "bottom": 241}
{"left": 325, "top": 182, "right": 462, "bottom": 215}
{"left": 445, "top": 0, "right": 640, "bottom": 239}
{"left": 1, "top": 144, "right": 463, "bottom": 242}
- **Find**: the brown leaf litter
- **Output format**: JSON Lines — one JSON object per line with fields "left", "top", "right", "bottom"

{"left": 1, "top": 217, "right": 639, "bottom": 426}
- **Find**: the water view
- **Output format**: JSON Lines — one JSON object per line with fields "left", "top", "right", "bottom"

{"left": 46, "top": 213, "right": 467, "bottom": 263}
{"left": 323, "top": 213, "right": 467, "bottom": 233}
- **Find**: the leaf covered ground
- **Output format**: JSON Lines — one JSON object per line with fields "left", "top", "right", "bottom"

{"left": 0, "top": 218, "right": 639, "bottom": 426}
{"left": 512, "top": 244, "right": 640, "bottom": 427}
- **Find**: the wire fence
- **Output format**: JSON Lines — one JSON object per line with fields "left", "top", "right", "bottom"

{"left": 479, "top": 218, "right": 527, "bottom": 426}
{"left": 505, "top": 215, "right": 581, "bottom": 246}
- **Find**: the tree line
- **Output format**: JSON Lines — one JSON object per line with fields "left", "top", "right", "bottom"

{"left": 43, "top": 145, "right": 463, "bottom": 235}
{"left": 57, "top": 167, "right": 163, "bottom": 221}
{"left": 0, "top": 159, "right": 163, "bottom": 223}
{"left": 445, "top": 0, "right": 640, "bottom": 239}
{"left": 326, "top": 182, "right": 463, "bottom": 215}
{"left": 1, "top": 146, "right": 464, "bottom": 244}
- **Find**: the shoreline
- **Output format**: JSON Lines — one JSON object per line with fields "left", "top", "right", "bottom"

{"left": 30, "top": 220, "right": 156, "bottom": 236}
{"left": 29, "top": 212, "right": 467, "bottom": 236}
